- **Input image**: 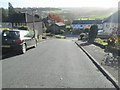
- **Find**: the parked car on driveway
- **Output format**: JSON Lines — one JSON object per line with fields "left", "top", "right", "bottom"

{"left": 97, "top": 30, "right": 110, "bottom": 39}
{"left": 78, "top": 33, "right": 86, "bottom": 40}
{"left": 2, "top": 29, "right": 37, "bottom": 54}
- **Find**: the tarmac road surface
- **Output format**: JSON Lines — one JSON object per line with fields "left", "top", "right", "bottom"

{"left": 2, "top": 39, "right": 115, "bottom": 88}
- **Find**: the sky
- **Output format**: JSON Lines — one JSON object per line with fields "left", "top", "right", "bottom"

{"left": 0, "top": 0, "right": 120, "bottom": 8}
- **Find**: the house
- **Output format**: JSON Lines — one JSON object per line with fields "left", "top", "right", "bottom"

{"left": 71, "top": 20, "right": 103, "bottom": 30}
{"left": 42, "top": 16, "right": 66, "bottom": 34}
{"left": 103, "top": 10, "right": 120, "bottom": 35}
{"left": 8, "top": 12, "right": 43, "bottom": 40}
{"left": 71, "top": 20, "right": 103, "bottom": 35}
{"left": 50, "top": 22, "right": 65, "bottom": 34}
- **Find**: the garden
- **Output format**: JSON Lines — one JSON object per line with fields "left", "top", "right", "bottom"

{"left": 80, "top": 24, "right": 120, "bottom": 56}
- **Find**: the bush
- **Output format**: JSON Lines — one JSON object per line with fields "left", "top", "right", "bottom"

{"left": 46, "top": 33, "right": 53, "bottom": 36}
{"left": 115, "top": 37, "right": 120, "bottom": 49}
{"left": 0, "top": 28, "right": 10, "bottom": 30}
{"left": 60, "top": 30, "right": 65, "bottom": 34}
{"left": 55, "top": 35, "right": 66, "bottom": 39}
{"left": 88, "top": 25, "right": 98, "bottom": 43}
{"left": 18, "top": 26, "right": 29, "bottom": 30}
{"left": 115, "top": 42, "right": 120, "bottom": 48}
{"left": 95, "top": 38, "right": 108, "bottom": 46}
{"left": 84, "top": 28, "right": 90, "bottom": 33}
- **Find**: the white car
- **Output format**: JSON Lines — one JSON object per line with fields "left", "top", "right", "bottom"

{"left": 97, "top": 30, "right": 110, "bottom": 39}
{"left": 2, "top": 29, "right": 37, "bottom": 54}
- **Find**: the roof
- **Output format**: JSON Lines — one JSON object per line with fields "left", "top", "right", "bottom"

{"left": 55, "top": 22, "right": 65, "bottom": 26}
{"left": 2, "top": 29, "right": 28, "bottom": 32}
{"left": 8, "top": 13, "right": 41, "bottom": 23}
{"left": 84, "top": 26, "right": 91, "bottom": 29}
{"left": 103, "top": 10, "right": 120, "bottom": 23}
{"left": 72, "top": 20, "right": 103, "bottom": 24}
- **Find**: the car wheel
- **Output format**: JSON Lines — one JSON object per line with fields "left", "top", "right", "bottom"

{"left": 21, "top": 44, "right": 26, "bottom": 54}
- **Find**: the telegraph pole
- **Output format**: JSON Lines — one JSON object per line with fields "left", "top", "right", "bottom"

{"left": 53, "top": 20, "right": 55, "bottom": 35}
{"left": 32, "top": 9, "right": 35, "bottom": 38}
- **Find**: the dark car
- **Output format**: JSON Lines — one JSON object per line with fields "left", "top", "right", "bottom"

{"left": 2, "top": 29, "right": 37, "bottom": 54}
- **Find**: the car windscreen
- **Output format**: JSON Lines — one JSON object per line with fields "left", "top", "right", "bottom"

{"left": 2, "top": 31, "right": 20, "bottom": 39}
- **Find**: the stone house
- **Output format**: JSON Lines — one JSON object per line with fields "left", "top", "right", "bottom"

{"left": 103, "top": 10, "right": 120, "bottom": 35}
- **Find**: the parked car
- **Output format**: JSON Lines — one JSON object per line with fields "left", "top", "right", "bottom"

{"left": 97, "top": 30, "right": 110, "bottom": 39}
{"left": 97, "top": 30, "right": 104, "bottom": 35}
{"left": 2, "top": 29, "right": 37, "bottom": 54}
{"left": 78, "top": 33, "right": 86, "bottom": 40}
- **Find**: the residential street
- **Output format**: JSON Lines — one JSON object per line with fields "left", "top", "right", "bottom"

{"left": 2, "top": 39, "right": 115, "bottom": 88}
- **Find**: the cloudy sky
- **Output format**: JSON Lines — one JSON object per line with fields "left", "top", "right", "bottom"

{"left": 0, "top": 0, "right": 120, "bottom": 8}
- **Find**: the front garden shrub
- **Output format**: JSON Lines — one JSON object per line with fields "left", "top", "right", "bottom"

{"left": 18, "top": 26, "right": 29, "bottom": 30}
{"left": 88, "top": 24, "right": 98, "bottom": 43}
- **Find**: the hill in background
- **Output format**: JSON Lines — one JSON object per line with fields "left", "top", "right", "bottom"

{"left": 14, "top": 7, "right": 118, "bottom": 22}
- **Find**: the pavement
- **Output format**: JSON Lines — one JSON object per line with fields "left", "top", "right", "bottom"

{"left": 2, "top": 39, "right": 115, "bottom": 88}
{"left": 75, "top": 40, "right": 119, "bottom": 87}
{"left": 0, "top": 61, "right": 2, "bottom": 90}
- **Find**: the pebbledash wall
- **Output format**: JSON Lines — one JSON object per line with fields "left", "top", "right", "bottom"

{"left": 103, "top": 10, "right": 120, "bottom": 35}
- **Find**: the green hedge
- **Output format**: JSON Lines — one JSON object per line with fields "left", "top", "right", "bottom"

{"left": 95, "top": 38, "right": 108, "bottom": 46}
{"left": 18, "top": 26, "right": 29, "bottom": 30}
{"left": 55, "top": 35, "right": 66, "bottom": 39}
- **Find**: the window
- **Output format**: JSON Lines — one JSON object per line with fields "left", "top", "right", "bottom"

{"left": 2, "top": 31, "right": 20, "bottom": 39}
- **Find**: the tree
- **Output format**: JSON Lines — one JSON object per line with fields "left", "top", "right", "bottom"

{"left": 88, "top": 24, "right": 98, "bottom": 43}
{"left": 2, "top": 8, "right": 8, "bottom": 21}
{"left": 48, "top": 13, "right": 64, "bottom": 23}
{"left": 8, "top": 2, "right": 16, "bottom": 17}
